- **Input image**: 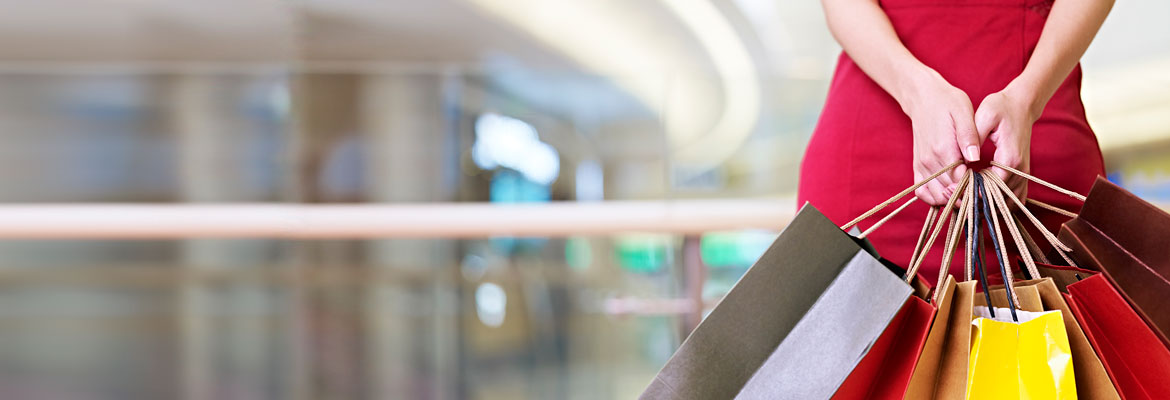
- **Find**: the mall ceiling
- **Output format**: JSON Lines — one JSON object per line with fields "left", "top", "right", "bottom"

{"left": 0, "top": 0, "right": 1165, "bottom": 160}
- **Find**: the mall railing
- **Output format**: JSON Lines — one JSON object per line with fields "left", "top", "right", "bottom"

{"left": 0, "top": 199, "right": 795, "bottom": 328}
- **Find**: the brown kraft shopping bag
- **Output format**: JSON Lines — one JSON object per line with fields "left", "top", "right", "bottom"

{"left": 903, "top": 277, "right": 976, "bottom": 399}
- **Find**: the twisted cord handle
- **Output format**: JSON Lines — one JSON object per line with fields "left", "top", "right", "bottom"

{"left": 841, "top": 160, "right": 963, "bottom": 231}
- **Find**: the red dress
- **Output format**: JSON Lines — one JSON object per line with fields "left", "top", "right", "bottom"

{"left": 798, "top": 0, "right": 1105, "bottom": 283}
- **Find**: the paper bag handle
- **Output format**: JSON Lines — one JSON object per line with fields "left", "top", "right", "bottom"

{"left": 904, "top": 170, "right": 971, "bottom": 284}
{"left": 982, "top": 172, "right": 1080, "bottom": 268}
{"left": 968, "top": 174, "right": 998, "bottom": 314}
{"left": 975, "top": 173, "right": 1020, "bottom": 321}
{"left": 988, "top": 160, "right": 1083, "bottom": 218}
{"left": 906, "top": 206, "right": 939, "bottom": 273}
{"left": 840, "top": 160, "right": 963, "bottom": 233}
{"left": 988, "top": 161, "right": 1087, "bottom": 202}
{"left": 843, "top": 160, "right": 1081, "bottom": 289}
{"left": 926, "top": 177, "right": 973, "bottom": 294}
{"left": 982, "top": 171, "right": 1041, "bottom": 280}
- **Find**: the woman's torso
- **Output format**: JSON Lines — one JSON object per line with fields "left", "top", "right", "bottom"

{"left": 798, "top": 0, "right": 1104, "bottom": 281}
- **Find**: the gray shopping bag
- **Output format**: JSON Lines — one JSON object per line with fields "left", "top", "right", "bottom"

{"left": 640, "top": 204, "right": 912, "bottom": 400}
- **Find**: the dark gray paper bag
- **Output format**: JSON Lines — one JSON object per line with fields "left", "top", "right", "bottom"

{"left": 640, "top": 205, "right": 912, "bottom": 400}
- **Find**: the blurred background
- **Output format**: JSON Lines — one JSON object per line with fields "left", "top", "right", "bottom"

{"left": 0, "top": 0, "right": 1166, "bottom": 399}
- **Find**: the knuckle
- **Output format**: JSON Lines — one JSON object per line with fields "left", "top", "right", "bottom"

{"left": 1001, "top": 154, "right": 1022, "bottom": 166}
{"left": 932, "top": 144, "right": 954, "bottom": 157}
{"left": 976, "top": 110, "right": 996, "bottom": 125}
{"left": 915, "top": 189, "right": 933, "bottom": 204}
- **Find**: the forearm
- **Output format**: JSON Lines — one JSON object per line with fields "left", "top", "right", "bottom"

{"left": 821, "top": 0, "right": 941, "bottom": 114}
{"left": 1005, "top": 0, "right": 1114, "bottom": 121}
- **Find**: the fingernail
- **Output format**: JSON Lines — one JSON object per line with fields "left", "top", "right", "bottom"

{"left": 965, "top": 146, "right": 980, "bottom": 162}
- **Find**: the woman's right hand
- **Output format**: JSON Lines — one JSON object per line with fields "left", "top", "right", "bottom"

{"left": 900, "top": 68, "right": 982, "bottom": 205}
{"left": 820, "top": 0, "right": 981, "bottom": 205}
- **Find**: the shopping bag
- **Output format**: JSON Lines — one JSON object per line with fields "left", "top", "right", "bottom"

{"left": 1035, "top": 261, "right": 1100, "bottom": 292}
{"left": 640, "top": 205, "right": 912, "bottom": 400}
{"left": 979, "top": 283, "right": 1043, "bottom": 310}
{"left": 905, "top": 170, "right": 998, "bottom": 399}
{"left": 958, "top": 168, "right": 1122, "bottom": 399}
{"left": 904, "top": 276, "right": 977, "bottom": 399}
{"left": 1057, "top": 177, "right": 1170, "bottom": 347}
{"left": 736, "top": 250, "right": 912, "bottom": 399}
{"left": 986, "top": 278, "right": 1121, "bottom": 399}
{"left": 830, "top": 293, "right": 933, "bottom": 400}
{"left": 966, "top": 306, "right": 1076, "bottom": 399}
{"left": 833, "top": 195, "right": 963, "bottom": 400}
{"left": 845, "top": 182, "right": 976, "bottom": 399}
{"left": 1066, "top": 274, "right": 1170, "bottom": 398}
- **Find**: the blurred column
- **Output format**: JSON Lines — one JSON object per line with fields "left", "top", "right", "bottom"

{"left": 292, "top": 73, "right": 364, "bottom": 400}
{"left": 360, "top": 70, "right": 462, "bottom": 399}
{"left": 681, "top": 235, "right": 706, "bottom": 333}
{"left": 171, "top": 73, "right": 279, "bottom": 400}
{"left": 172, "top": 73, "right": 220, "bottom": 400}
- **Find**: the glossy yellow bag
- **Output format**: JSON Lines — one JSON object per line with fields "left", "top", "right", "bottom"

{"left": 967, "top": 306, "right": 1076, "bottom": 399}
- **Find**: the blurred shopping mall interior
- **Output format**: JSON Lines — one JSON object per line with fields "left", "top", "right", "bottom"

{"left": 0, "top": 1, "right": 1167, "bottom": 399}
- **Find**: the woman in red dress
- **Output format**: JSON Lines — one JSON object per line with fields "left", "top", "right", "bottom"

{"left": 798, "top": 0, "right": 1114, "bottom": 281}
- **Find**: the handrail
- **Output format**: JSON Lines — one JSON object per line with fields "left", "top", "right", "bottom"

{"left": 0, "top": 199, "right": 795, "bottom": 239}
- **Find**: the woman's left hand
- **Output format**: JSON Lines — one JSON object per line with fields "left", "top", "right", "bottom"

{"left": 974, "top": 86, "right": 1037, "bottom": 201}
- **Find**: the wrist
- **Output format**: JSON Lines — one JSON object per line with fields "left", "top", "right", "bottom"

{"left": 1003, "top": 78, "right": 1046, "bottom": 122}
{"left": 894, "top": 65, "right": 948, "bottom": 116}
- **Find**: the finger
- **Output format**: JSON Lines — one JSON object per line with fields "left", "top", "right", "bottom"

{"left": 927, "top": 179, "right": 950, "bottom": 206}
{"left": 1009, "top": 177, "right": 1026, "bottom": 198}
{"left": 990, "top": 167, "right": 1011, "bottom": 186}
{"left": 915, "top": 186, "right": 939, "bottom": 206}
{"left": 935, "top": 163, "right": 955, "bottom": 195}
{"left": 915, "top": 172, "right": 944, "bottom": 205}
{"left": 951, "top": 162, "right": 969, "bottom": 190}
{"left": 974, "top": 100, "right": 999, "bottom": 148}
{"left": 1009, "top": 162, "right": 1029, "bottom": 201}
{"left": 913, "top": 168, "right": 937, "bottom": 205}
{"left": 991, "top": 146, "right": 1020, "bottom": 183}
{"left": 955, "top": 112, "right": 982, "bottom": 162}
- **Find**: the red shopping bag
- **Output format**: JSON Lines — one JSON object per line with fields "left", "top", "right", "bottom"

{"left": 1065, "top": 274, "right": 1170, "bottom": 398}
{"left": 1058, "top": 177, "right": 1170, "bottom": 347}
{"left": 830, "top": 295, "right": 933, "bottom": 400}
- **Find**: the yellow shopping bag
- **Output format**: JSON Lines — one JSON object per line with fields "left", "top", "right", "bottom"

{"left": 967, "top": 306, "right": 1076, "bottom": 399}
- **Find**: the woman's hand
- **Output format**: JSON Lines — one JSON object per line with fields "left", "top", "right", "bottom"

{"left": 975, "top": 85, "right": 1037, "bottom": 201}
{"left": 970, "top": 0, "right": 1113, "bottom": 202}
{"left": 821, "top": 0, "right": 1111, "bottom": 206}
{"left": 819, "top": 0, "right": 980, "bottom": 205}
{"left": 903, "top": 69, "right": 981, "bottom": 205}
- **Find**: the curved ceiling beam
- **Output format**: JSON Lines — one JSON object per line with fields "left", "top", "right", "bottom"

{"left": 659, "top": 0, "right": 761, "bottom": 171}
{"left": 463, "top": 0, "right": 761, "bottom": 171}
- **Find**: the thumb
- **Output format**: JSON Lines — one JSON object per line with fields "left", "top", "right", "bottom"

{"left": 974, "top": 102, "right": 999, "bottom": 144}
{"left": 978, "top": 107, "right": 1007, "bottom": 182}
{"left": 955, "top": 112, "right": 982, "bottom": 163}
{"left": 991, "top": 146, "right": 1015, "bottom": 183}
